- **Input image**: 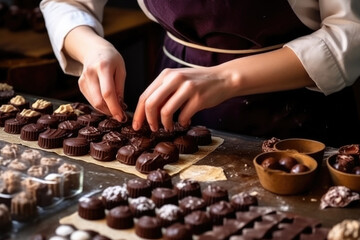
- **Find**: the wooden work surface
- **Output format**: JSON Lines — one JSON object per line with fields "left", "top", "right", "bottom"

{"left": 0, "top": 7, "right": 152, "bottom": 58}
{"left": 1, "top": 95, "right": 360, "bottom": 239}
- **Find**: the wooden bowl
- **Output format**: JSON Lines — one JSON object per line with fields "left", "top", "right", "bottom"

{"left": 274, "top": 138, "right": 325, "bottom": 167}
{"left": 253, "top": 151, "right": 318, "bottom": 195}
{"left": 327, "top": 154, "right": 360, "bottom": 192}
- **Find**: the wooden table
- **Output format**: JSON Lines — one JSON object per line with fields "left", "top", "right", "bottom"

{"left": 1, "top": 95, "right": 359, "bottom": 239}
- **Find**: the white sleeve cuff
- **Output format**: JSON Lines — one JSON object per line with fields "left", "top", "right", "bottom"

{"left": 285, "top": 36, "right": 347, "bottom": 96}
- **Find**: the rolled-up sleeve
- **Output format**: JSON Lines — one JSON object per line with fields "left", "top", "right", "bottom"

{"left": 40, "top": 0, "right": 107, "bottom": 76}
{"left": 285, "top": 0, "right": 360, "bottom": 95}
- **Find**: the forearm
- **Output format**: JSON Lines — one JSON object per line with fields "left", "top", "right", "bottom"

{"left": 218, "top": 46, "right": 316, "bottom": 98}
{"left": 63, "top": 25, "right": 114, "bottom": 65}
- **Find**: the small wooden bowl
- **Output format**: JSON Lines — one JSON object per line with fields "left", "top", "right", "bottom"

{"left": 327, "top": 154, "right": 360, "bottom": 192}
{"left": 274, "top": 138, "right": 325, "bottom": 167}
{"left": 254, "top": 151, "right": 318, "bottom": 195}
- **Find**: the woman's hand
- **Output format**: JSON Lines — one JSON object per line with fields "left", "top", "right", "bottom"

{"left": 64, "top": 26, "right": 127, "bottom": 122}
{"left": 78, "top": 44, "right": 126, "bottom": 121}
{"left": 132, "top": 66, "right": 236, "bottom": 132}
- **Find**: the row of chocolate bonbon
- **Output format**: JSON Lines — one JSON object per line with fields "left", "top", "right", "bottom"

{"left": 0, "top": 94, "right": 213, "bottom": 175}
{"left": 68, "top": 169, "right": 331, "bottom": 240}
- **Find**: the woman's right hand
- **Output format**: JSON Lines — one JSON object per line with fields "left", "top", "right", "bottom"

{"left": 64, "top": 26, "right": 127, "bottom": 122}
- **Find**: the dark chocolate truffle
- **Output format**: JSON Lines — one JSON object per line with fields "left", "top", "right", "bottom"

{"left": 78, "top": 126, "right": 103, "bottom": 143}
{"left": 230, "top": 192, "right": 258, "bottom": 211}
{"left": 202, "top": 184, "right": 229, "bottom": 206}
{"left": 261, "top": 156, "right": 281, "bottom": 170}
{"left": 116, "top": 145, "right": 143, "bottom": 165}
{"left": 90, "top": 141, "right": 116, "bottom": 162}
{"left": 163, "top": 223, "right": 192, "bottom": 240}
{"left": 135, "top": 216, "right": 162, "bottom": 239}
{"left": 77, "top": 114, "right": 102, "bottom": 127}
{"left": 36, "top": 114, "right": 59, "bottom": 128}
{"left": 186, "top": 125, "right": 212, "bottom": 146}
{"left": 78, "top": 196, "right": 105, "bottom": 220}
{"left": 20, "top": 123, "right": 47, "bottom": 141}
{"left": 58, "top": 120, "right": 83, "bottom": 137}
{"left": 106, "top": 205, "right": 133, "bottom": 229}
{"left": 290, "top": 163, "right": 310, "bottom": 173}
{"left": 184, "top": 210, "right": 212, "bottom": 235}
{"left": 153, "top": 141, "right": 179, "bottom": 164}
{"left": 97, "top": 118, "right": 122, "bottom": 133}
{"left": 278, "top": 156, "right": 298, "bottom": 172}
{"left": 130, "top": 136, "right": 154, "bottom": 152}
{"left": 126, "top": 178, "right": 152, "bottom": 198}
{"left": 4, "top": 117, "right": 26, "bottom": 134}
{"left": 38, "top": 128, "right": 69, "bottom": 149}
{"left": 102, "top": 131, "right": 126, "bottom": 149}
{"left": 147, "top": 168, "right": 173, "bottom": 189}
{"left": 63, "top": 137, "right": 90, "bottom": 156}
{"left": 11, "top": 191, "right": 37, "bottom": 221}
{"left": 174, "top": 178, "right": 201, "bottom": 199}
{"left": 135, "top": 152, "right": 164, "bottom": 174}
{"left": 173, "top": 135, "right": 198, "bottom": 154}
{"left": 208, "top": 200, "right": 236, "bottom": 225}
{"left": 179, "top": 196, "right": 207, "bottom": 215}
{"left": 151, "top": 187, "right": 178, "bottom": 208}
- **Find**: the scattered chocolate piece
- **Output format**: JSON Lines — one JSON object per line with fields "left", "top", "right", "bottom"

{"left": 320, "top": 186, "right": 360, "bottom": 209}
{"left": 262, "top": 137, "right": 280, "bottom": 152}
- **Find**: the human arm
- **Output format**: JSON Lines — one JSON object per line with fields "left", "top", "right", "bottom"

{"left": 40, "top": 0, "right": 126, "bottom": 121}
{"left": 132, "top": 0, "right": 360, "bottom": 132}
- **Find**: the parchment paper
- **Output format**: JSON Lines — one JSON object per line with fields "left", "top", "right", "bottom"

{"left": 0, "top": 129, "right": 223, "bottom": 178}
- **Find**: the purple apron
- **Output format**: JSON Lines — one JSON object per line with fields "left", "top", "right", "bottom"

{"left": 143, "top": 0, "right": 359, "bottom": 147}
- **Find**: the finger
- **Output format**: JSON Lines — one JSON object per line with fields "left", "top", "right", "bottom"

{"left": 132, "top": 71, "right": 171, "bottom": 130}
{"left": 159, "top": 81, "right": 194, "bottom": 131}
{"left": 78, "top": 72, "right": 111, "bottom": 116}
{"left": 177, "top": 96, "right": 200, "bottom": 127}
{"left": 144, "top": 75, "right": 181, "bottom": 131}
{"left": 98, "top": 66, "right": 124, "bottom": 122}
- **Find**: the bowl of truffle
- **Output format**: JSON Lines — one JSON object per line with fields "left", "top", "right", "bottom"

{"left": 253, "top": 151, "right": 318, "bottom": 195}
{"left": 326, "top": 144, "right": 360, "bottom": 192}
{"left": 274, "top": 138, "right": 325, "bottom": 168}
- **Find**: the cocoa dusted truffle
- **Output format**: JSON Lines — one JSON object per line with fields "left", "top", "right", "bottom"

{"left": 179, "top": 196, "right": 207, "bottom": 215}
{"left": 101, "top": 185, "right": 128, "bottom": 210}
{"left": 78, "top": 196, "right": 105, "bottom": 220}
{"left": 129, "top": 196, "right": 156, "bottom": 218}
{"left": 156, "top": 204, "right": 184, "bottom": 227}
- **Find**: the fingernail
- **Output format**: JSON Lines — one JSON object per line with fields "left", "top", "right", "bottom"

{"left": 133, "top": 121, "right": 139, "bottom": 130}
{"left": 114, "top": 114, "right": 122, "bottom": 122}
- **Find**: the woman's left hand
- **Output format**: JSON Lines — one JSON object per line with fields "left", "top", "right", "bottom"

{"left": 132, "top": 66, "right": 236, "bottom": 132}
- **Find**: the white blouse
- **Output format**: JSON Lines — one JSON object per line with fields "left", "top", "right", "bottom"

{"left": 40, "top": 0, "right": 360, "bottom": 95}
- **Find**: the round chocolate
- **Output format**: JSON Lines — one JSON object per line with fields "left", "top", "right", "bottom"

{"left": 63, "top": 137, "right": 90, "bottom": 156}
{"left": 202, "top": 184, "right": 229, "bottom": 206}
{"left": 135, "top": 152, "right": 164, "bottom": 174}
{"left": 184, "top": 210, "right": 212, "bottom": 235}
{"left": 186, "top": 125, "right": 212, "bottom": 146}
{"left": 106, "top": 205, "right": 133, "bottom": 229}
{"left": 20, "top": 123, "right": 47, "bottom": 141}
{"left": 116, "top": 145, "right": 142, "bottom": 165}
{"left": 230, "top": 192, "right": 258, "bottom": 211}
{"left": 36, "top": 114, "right": 59, "bottom": 128}
{"left": 173, "top": 135, "right": 198, "bottom": 154}
{"left": 147, "top": 168, "right": 172, "bottom": 189}
{"left": 156, "top": 204, "right": 184, "bottom": 227}
{"left": 77, "top": 114, "right": 102, "bottom": 127}
{"left": 102, "top": 131, "right": 126, "bottom": 149}
{"left": 90, "top": 141, "right": 116, "bottom": 162}
{"left": 58, "top": 120, "right": 83, "bottom": 137}
{"left": 78, "top": 196, "right": 105, "bottom": 220}
{"left": 101, "top": 185, "right": 128, "bottom": 210}
{"left": 151, "top": 187, "right": 178, "bottom": 208}
{"left": 154, "top": 141, "right": 179, "bottom": 164}
{"left": 208, "top": 200, "right": 236, "bottom": 225}
{"left": 290, "top": 163, "right": 310, "bottom": 173}
{"left": 261, "top": 157, "right": 281, "bottom": 170}
{"left": 38, "top": 128, "right": 69, "bottom": 149}
{"left": 174, "top": 178, "right": 201, "bottom": 199}
{"left": 129, "top": 196, "right": 156, "bottom": 218}
{"left": 127, "top": 178, "right": 152, "bottom": 198}
{"left": 163, "top": 223, "right": 192, "bottom": 240}
{"left": 179, "top": 196, "right": 207, "bottom": 215}
{"left": 135, "top": 216, "right": 162, "bottom": 239}
{"left": 130, "top": 136, "right": 154, "bottom": 152}
{"left": 98, "top": 118, "right": 122, "bottom": 133}
{"left": 278, "top": 156, "right": 298, "bottom": 172}
{"left": 353, "top": 166, "right": 360, "bottom": 175}
{"left": 78, "top": 126, "right": 103, "bottom": 142}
